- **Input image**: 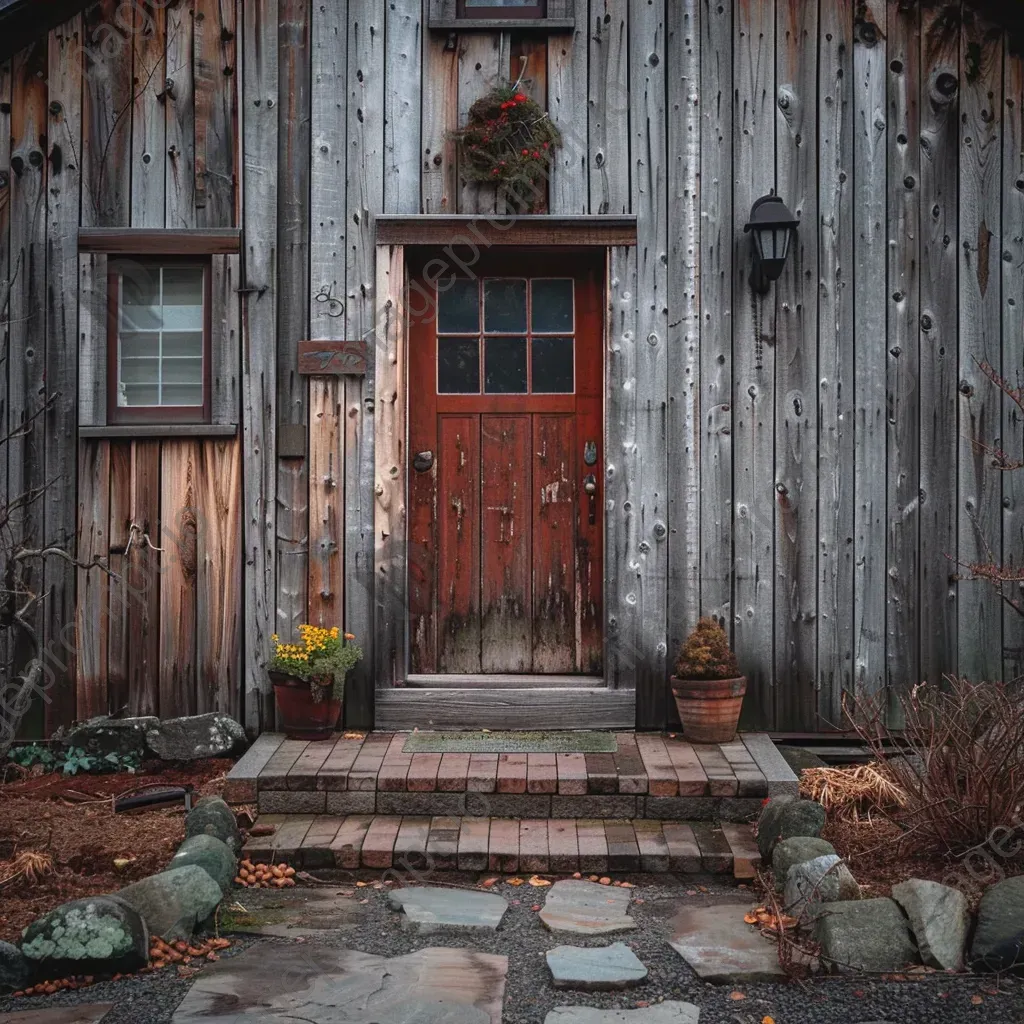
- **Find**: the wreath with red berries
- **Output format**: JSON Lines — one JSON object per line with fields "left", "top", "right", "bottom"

{"left": 450, "top": 84, "right": 562, "bottom": 211}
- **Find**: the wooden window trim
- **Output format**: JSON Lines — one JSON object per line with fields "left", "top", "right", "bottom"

{"left": 105, "top": 257, "right": 213, "bottom": 426}
{"left": 79, "top": 228, "right": 241, "bottom": 255}
{"left": 455, "top": 0, "right": 545, "bottom": 19}
{"left": 376, "top": 215, "right": 637, "bottom": 248}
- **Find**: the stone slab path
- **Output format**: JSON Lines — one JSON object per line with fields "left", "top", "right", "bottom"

{"left": 217, "top": 889, "right": 366, "bottom": 937}
{"left": 388, "top": 886, "right": 508, "bottom": 932}
{"left": 668, "top": 903, "right": 786, "bottom": 983}
{"left": 546, "top": 943, "right": 648, "bottom": 990}
{"left": 170, "top": 943, "right": 507, "bottom": 1024}
{"left": 545, "top": 1005, "right": 700, "bottom": 1024}
{"left": 539, "top": 880, "right": 635, "bottom": 935}
{"left": 0, "top": 1009, "right": 114, "bottom": 1024}
{"left": 244, "top": 815, "right": 759, "bottom": 877}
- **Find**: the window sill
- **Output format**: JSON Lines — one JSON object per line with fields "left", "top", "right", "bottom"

{"left": 428, "top": 17, "right": 574, "bottom": 30}
{"left": 79, "top": 424, "right": 238, "bottom": 440}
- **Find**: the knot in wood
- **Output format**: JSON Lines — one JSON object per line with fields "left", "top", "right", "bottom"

{"left": 653, "top": 522, "right": 667, "bottom": 540}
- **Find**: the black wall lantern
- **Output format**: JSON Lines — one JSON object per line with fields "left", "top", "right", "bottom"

{"left": 743, "top": 194, "right": 799, "bottom": 295}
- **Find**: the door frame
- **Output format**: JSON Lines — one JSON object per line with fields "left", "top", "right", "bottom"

{"left": 371, "top": 216, "right": 638, "bottom": 727}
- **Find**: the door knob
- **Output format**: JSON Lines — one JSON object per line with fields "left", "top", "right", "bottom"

{"left": 583, "top": 474, "right": 597, "bottom": 496}
{"left": 583, "top": 473, "right": 598, "bottom": 526}
{"left": 413, "top": 451, "right": 434, "bottom": 473}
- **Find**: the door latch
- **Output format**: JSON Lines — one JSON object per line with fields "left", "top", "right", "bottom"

{"left": 583, "top": 473, "right": 597, "bottom": 526}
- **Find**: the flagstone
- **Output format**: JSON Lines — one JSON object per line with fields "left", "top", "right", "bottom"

{"left": 539, "top": 880, "right": 635, "bottom": 935}
{"left": 546, "top": 942, "right": 647, "bottom": 990}
{"left": 0, "top": 1008, "right": 115, "bottom": 1024}
{"left": 388, "top": 885, "right": 508, "bottom": 932}
{"left": 668, "top": 902, "right": 785, "bottom": 983}
{"left": 544, "top": 1003, "right": 700, "bottom": 1024}
{"left": 217, "top": 889, "right": 366, "bottom": 938}
{"left": 170, "top": 943, "right": 507, "bottom": 1024}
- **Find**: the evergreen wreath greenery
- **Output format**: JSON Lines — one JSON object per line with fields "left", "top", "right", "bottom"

{"left": 450, "top": 83, "right": 562, "bottom": 211}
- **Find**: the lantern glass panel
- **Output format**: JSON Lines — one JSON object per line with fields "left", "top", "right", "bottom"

{"left": 775, "top": 227, "right": 791, "bottom": 262}
{"left": 756, "top": 226, "right": 776, "bottom": 261}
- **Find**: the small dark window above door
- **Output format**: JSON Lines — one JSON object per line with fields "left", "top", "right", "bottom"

{"left": 457, "top": 0, "right": 545, "bottom": 18}
{"left": 427, "top": 0, "right": 572, "bottom": 30}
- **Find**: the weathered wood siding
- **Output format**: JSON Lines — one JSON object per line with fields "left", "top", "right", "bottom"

{"left": 7, "top": 0, "right": 1024, "bottom": 732}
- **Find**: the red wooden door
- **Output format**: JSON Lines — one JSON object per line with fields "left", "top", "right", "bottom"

{"left": 408, "top": 250, "right": 603, "bottom": 676}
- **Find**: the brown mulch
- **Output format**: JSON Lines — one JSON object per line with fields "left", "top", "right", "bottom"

{"left": 0, "top": 759, "right": 234, "bottom": 943}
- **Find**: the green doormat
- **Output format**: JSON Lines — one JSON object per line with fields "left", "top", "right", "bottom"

{"left": 402, "top": 730, "right": 618, "bottom": 754}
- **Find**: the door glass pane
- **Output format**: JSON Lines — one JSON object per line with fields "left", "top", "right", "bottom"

{"left": 531, "top": 336, "right": 574, "bottom": 393}
{"left": 438, "top": 337, "right": 480, "bottom": 393}
{"left": 531, "top": 279, "right": 574, "bottom": 333}
{"left": 484, "top": 337, "right": 527, "bottom": 393}
{"left": 437, "top": 278, "right": 479, "bottom": 333}
{"left": 484, "top": 279, "right": 527, "bottom": 333}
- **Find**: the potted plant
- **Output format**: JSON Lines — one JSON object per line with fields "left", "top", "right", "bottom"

{"left": 269, "top": 625, "right": 362, "bottom": 741}
{"left": 671, "top": 617, "right": 746, "bottom": 744}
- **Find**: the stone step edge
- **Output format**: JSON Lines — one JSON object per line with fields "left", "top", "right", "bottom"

{"left": 242, "top": 815, "right": 761, "bottom": 879}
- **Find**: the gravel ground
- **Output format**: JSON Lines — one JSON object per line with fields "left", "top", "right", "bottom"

{"left": 2, "top": 872, "right": 1022, "bottom": 1023}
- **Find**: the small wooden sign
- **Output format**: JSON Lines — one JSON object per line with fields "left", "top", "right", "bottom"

{"left": 298, "top": 339, "right": 369, "bottom": 376}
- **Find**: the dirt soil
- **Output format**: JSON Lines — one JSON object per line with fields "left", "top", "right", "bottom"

{"left": 0, "top": 758, "right": 236, "bottom": 943}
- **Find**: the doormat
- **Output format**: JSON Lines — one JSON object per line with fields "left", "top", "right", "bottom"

{"left": 402, "top": 731, "right": 618, "bottom": 754}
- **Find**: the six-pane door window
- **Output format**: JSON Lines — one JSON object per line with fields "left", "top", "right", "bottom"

{"left": 110, "top": 262, "right": 208, "bottom": 422}
{"left": 437, "top": 277, "right": 574, "bottom": 395}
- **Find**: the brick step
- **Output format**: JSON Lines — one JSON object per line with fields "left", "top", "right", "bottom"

{"left": 225, "top": 731, "right": 798, "bottom": 821}
{"left": 243, "top": 814, "right": 762, "bottom": 879}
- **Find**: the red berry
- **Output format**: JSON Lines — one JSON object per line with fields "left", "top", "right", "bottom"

{"left": 532, "top": 151, "right": 540, "bottom": 158}
{"left": 522, "top": 149, "right": 529, "bottom": 155}
{"left": 515, "top": 93, "right": 527, "bottom": 102}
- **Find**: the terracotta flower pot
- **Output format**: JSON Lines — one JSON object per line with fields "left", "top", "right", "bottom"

{"left": 670, "top": 675, "right": 747, "bottom": 744}
{"left": 271, "top": 671, "right": 342, "bottom": 741}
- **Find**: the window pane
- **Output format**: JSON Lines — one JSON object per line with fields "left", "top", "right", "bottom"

{"left": 121, "top": 270, "right": 160, "bottom": 330}
{"left": 465, "top": 1, "right": 537, "bottom": 6}
{"left": 163, "top": 331, "right": 203, "bottom": 358}
{"left": 120, "top": 357, "right": 160, "bottom": 385}
{"left": 119, "top": 383, "right": 159, "bottom": 407}
{"left": 437, "top": 278, "right": 479, "bottom": 333}
{"left": 484, "top": 337, "right": 527, "bottom": 394}
{"left": 163, "top": 358, "right": 204, "bottom": 384}
{"left": 531, "top": 279, "right": 574, "bottom": 333}
{"left": 531, "top": 336, "right": 574, "bottom": 393}
{"left": 162, "top": 267, "right": 205, "bottom": 331}
{"left": 484, "top": 279, "right": 526, "bottom": 333}
{"left": 120, "top": 331, "right": 159, "bottom": 360}
{"left": 438, "top": 337, "right": 480, "bottom": 393}
{"left": 162, "top": 384, "right": 204, "bottom": 407}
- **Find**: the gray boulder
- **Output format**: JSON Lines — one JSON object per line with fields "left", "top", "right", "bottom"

{"left": 970, "top": 875, "right": 1024, "bottom": 973}
{"left": 757, "top": 795, "right": 825, "bottom": 860}
{"left": 185, "top": 796, "right": 242, "bottom": 855}
{"left": 170, "top": 834, "right": 237, "bottom": 893}
{"left": 113, "top": 865, "right": 223, "bottom": 941}
{"left": 891, "top": 878, "right": 969, "bottom": 971}
{"left": 0, "top": 940, "right": 32, "bottom": 992}
{"left": 145, "top": 713, "right": 246, "bottom": 761}
{"left": 19, "top": 896, "right": 149, "bottom": 977}
{"left": 64, "top": 716, "right": 158, "bottom": 760}
{"left": 772, "top": 836, "right": 836, "bottom": 892}
{"left": 814, "top": 897, "right": 920, "bottom": 973}
{"left": 784, "top": 854, "right": 859, "bottom": 916}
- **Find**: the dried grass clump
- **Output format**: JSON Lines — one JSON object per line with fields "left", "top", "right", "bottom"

{"left": 800, "top": 762, "right": 908, "bottom": 823}
{"left": 847, "top": 677, "right": 1024, "bottom": 858}
{"left": 0, "top": 850, "right": 54, "bottom": 888}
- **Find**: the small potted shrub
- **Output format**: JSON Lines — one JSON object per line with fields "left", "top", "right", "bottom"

{"left": 269, "top": 625, "right": 362, "bottom": 740}
{"left": 671, "top": 617, "right": 746, "bottom": 744}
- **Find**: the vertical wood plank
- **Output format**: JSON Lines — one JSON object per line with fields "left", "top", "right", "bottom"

{"left": 885, "top": 0, "right": 920, "bottom": 720}
{"left": 373, "top": 244, "right": 406, "bottom": 687}
{"left": 107, "top": 443, "right": 131, "bottom": 714}
{"left": 345, "top": 0, "right": 385, "bottom": 723}
{"left": 510, "top": 34, "right": 546, "bottom": 105}
{"left": 385, "top": 0, "right": 421, "bottom": 214}
{"left": 774, "top": 0, "right": 819, "bottom": 730}
{"left": 45, "top": 19, "right": 83, "bottom": 730}
{"left": 0, "top": 63, "right": 11, "bottom": 710}
{"left": 194, "top": 0, "right": 239, "bottom": 227}
{"left": 628, "top": 0, "right": 668, "bottom": 726}
{"left": 958, "top": 9, "right": 1003, "bottom": 683}
{"left": 547, "top": 0, "right": 588, "bottom": 215}
{"left": 852, "top": 0, "right": 887, "bottom": 711}
{"left": 241, "top": 0, "right": 280, "bottom": 731}
{"left": 421, "top": 19, "right": 458, "bottom": 213}
{"left": 667, "top": 0, "right": 700, "bottom": 684}
{"left": 130, "top": 2, "right": 166, "bottom": 227}
{"left": 160, "top": 441, "right": 200, "bottom": 717}
{"left": 817, "top": 0, "right": 855, "bottom": 727}
{"left": 210, "top": 253, "right": 240, "bottom": 425}
{"left": 78, "top": 253, "right": 108, "bottom": 428}
{"left": 309, "top": 379, "right": 343, "bottom": 627}
{"left": 76, "top": 442, "right": 110, "bottom": 720}
{"left": 457, "top": 31, "right": 506, "bottom": 214}
{"left": 918, "top": 6, "right": 959, "bottom": 689}
{"left": 698, "top": 0, "right": 732, "bottom": 629}
{"left": 128, "top": 440, "right": 161, "bottom": 716}
{"left": 82, "top": 0, "right": 131, "bottom": 227}
{"left": 732, "top": 0, "right": 776, "bottom": 727}
{"left": 197, "top": 437, "right": 242, "bottom": 715}
{"left": 9, "top": 41, "right": 49, "bottom": 723}
{"left": 1002, "top": 47, "right": 1024, "bottom": 682}
{"left": 480, "top": 415, "right": 532, "bottom": 673}
{"left": 276, "top": 0, "right": 311, "bottom": 650}
{"left": 165, "top": 0, "right": 197, "bottom": 228}
{"left": 588, "top": 0, "right": 628, "bottom": 215}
